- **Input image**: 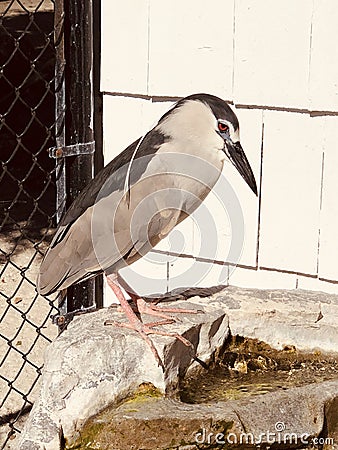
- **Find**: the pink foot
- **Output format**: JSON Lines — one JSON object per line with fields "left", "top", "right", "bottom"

{"left": 104, "top": 318, "right": 194, "bottom": 368}
{"left": 136, "top": 297, "right": 201, "bottom": 321}
{"left": 105, "top": 275, "right": 194, "bottom": 369}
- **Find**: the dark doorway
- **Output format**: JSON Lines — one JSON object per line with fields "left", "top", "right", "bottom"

{"left": 0, "top": 5, "right": 56, "bottom": 235}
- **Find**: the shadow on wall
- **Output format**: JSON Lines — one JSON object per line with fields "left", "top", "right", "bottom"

{"left": 0, "top": 10, "right": 56, "bottom": 239}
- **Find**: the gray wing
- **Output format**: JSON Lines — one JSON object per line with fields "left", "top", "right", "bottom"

{"left": 60, "top": 130, "right": 168, "bottom": 227}
{"left": 37, "top": 130, "right": 169, "bottom": 295}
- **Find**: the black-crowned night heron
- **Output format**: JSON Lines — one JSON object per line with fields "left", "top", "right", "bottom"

{"left": 37, "top": 93, "right": 257, "bottom": 367}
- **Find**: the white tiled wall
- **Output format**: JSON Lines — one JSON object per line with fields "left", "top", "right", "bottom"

{"left": 148, "top": 0, "right": 234, "bottom": 98}
{"left": 101, "top": 0, "right": 149, "bottom": 94}
{"left": 318, "top": 117, "right": 338, "bottom": 282}
{"left": 233, "top": 0, "right": 312, "bottom": 109}
{"left": 309, "top": 0, "right": 338, "bottom": 112}
{"left": 100, "top": 0, "right": 338, "bottom": 299}
{"left": 259, "top": 111, "right": 323, "bottom": 275}
{"left": 225, "top": 107, "right": 262, "bottom": 267}
{"left": 229, "top": 266, "right": 297, "bottom": 291}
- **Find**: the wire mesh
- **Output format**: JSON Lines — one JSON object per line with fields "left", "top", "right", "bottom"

{"left": 0, "top": 1, "right": 59, "bottom": 448}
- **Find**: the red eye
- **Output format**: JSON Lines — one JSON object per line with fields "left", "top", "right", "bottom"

{"left": 218, "top": 122, "right": 229, "bottom": 132}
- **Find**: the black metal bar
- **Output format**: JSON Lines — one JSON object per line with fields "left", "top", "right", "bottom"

{"left": 63, "top": 0, "right": 96, "bottom": 312}
{"left": 54, "top": 0, "right": 67, "bottom": 325}
{"left": 92, "top": 0, "right": 103, "bottom": 178}
{"left": 54, "top": 0, "right": 66, "bottom": 224}
{"left": 92, "top": 0, "right": 104, "bottom": 309}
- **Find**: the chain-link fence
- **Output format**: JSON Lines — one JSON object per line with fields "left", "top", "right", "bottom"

{"left": 0, "top": 1, "right": 60, "bottom": 448}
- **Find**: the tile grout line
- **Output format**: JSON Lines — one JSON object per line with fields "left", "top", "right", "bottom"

{"left": 146, "top": 0, "right": 151, "bottom": 96}
{"left": 255, "top": 111, "right": 264, "bottom": 269}
{"left": 102, "top": 91, "right": 338, "bottom": 116}
{"left": 315, "top": 122, "right": 326, "bottom": 277}
{"left": 307, "top": 0, "right": 315, "bottom": 106}
{"left": 231, "top": 0, "right": 236, "bottom": 99}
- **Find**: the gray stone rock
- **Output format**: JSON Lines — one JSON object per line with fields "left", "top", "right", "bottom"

{"left": 215, "top": 286, "right": 338, "bottom": 353}
{"left": 16, "top": 296, "right": 229, "bottom": 450}
{"left": 72, "top": 380, "right": 338, "bottom": 449}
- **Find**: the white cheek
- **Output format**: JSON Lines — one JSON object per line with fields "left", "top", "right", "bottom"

{"left": 216, "top": 147, "right": 227, "bottom": 166}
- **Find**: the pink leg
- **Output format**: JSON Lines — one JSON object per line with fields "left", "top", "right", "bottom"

{"left": 104, "top": 275, "right": 194, "bottom": 369}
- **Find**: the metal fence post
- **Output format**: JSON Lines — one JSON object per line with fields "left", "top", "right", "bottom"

{"left": 62, "top": 0, "right": 96, "bottom": 315}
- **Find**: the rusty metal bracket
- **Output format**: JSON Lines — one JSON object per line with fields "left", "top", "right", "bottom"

{"left": 48, "top": 141, "right": 95, "bottom": 158}
{"left": 51, "top": 304, "right": 98, "bottom": 331}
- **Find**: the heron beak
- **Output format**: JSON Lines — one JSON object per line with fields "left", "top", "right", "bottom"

{"left": 225, "top": 141, "right": 258, "bottom": 196}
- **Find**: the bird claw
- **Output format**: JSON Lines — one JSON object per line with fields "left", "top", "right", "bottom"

{"left": 104, "top": 318, "right": 194, "bottom": 369}
{"left": 136, "top": 298, "right": 202, "bottom": 320}
{"left": 145, "top": 319, "right": 175, "bottom": 327}
{"left": 104, "top": 318, "right": 165, "bottom": 368}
